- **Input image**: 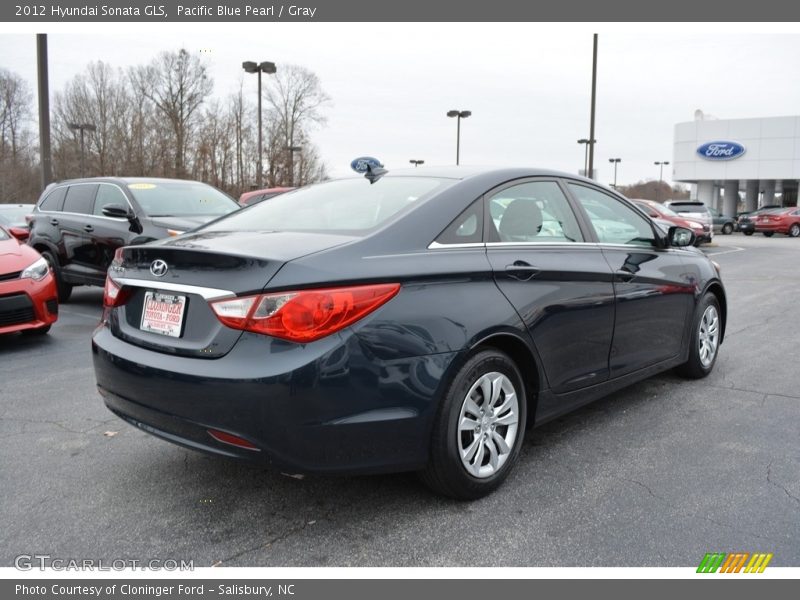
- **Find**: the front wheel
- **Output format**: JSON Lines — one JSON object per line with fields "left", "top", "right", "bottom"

{"left": 722, "top": 223, "right": 733, "bottom": 235}
{"left": 789, "top": 223, "right": 800, "bottom": 238}
{"left": 420, "top": 349, "right": 527, "bottom": 500}
{"left": 676, "top": 293, "right": 721, "bottom": 379}
{"left": 744, "top": 231, "right": 754, "bottom": 236}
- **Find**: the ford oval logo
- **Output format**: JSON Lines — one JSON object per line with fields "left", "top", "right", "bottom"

{"left": 697, "top": 141, "right": 746, "bottom": 161}
{"left": 350, "top": 156, "right": 383, "bottom": 173}
{"left": 150, "top": 259, "right": 168, "bottom": 277}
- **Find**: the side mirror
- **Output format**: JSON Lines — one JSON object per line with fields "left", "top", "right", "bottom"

{"left": 102, "top": 204, "right": 134, "bottom": 220}
{"left": 9, "top": 226, "right": 29, "bottom": 241}
{"left": 668, "top": 226, "right": 695, "bottom": 247}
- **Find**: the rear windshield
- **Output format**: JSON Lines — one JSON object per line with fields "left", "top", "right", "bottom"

{"left": 669, "top": 203, "right": 709, "bottom": 214}
{"left": 205, "top": 177, "right": 451, "bottom": 235}
{"left": 127, "top": 181, "right": 239, "bottom": 217}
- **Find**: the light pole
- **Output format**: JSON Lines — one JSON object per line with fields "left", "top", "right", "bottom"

{"left": 654, "top": 161, "right": 670, "bottom": 201}
{"left": 446, "top": 110, "right": 471, "bottom": 165}
{"left": 287, "top": 145, "right": 302, "bottom": 186}
{"left": 67, "top": 122, "right": 96, "bottom": 177}
{"left": 588, "top": 34, "right": 598, "bottom": 181}
{"left": 608, "top": 158, "right": 621, "bottom": 188}
{"left": 409, "top": 159, "right": 424, "bottom": 167}
{"left": 243, "top": 60, "right": 277, "bottom": 189}
{"left": 577, "top": 139, "right": 596, "bottom": 176}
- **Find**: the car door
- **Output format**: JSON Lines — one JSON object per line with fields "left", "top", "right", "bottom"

{"left": 59, "top": 183, "right": 99, "bottom": 281}
{"left": 566, "top": 183, "right": 694, "bottom": 378}
{"left": 483, "top": 179, "right": 616, "bottom": 394}
{"left": 88, "top": 183, "right": 135, "bottom": 277}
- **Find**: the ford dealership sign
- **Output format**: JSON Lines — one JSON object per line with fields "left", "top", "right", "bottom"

{"left": 697, "top": 141, "right": 746, "bottom": 161}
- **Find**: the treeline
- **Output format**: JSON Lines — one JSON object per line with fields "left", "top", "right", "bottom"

{"left": 0, "top": 49, "right": 331, "bottom": 203}
{"left": 617, "top": 180, "right": 690, "bottom": 202}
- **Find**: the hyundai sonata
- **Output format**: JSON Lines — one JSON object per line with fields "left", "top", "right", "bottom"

{"left": 92, "top": 168, "right": 726, "bottom": 499}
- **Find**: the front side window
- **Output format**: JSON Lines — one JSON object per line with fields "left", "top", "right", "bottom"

{"left": 487, "top": 181, "right": 583, "bottom": 243}
{"left": 569, "top": 184, "right": 656, "bottom": 247}
{"left": 94, "top": 184, "right": 130, "bottom": 216}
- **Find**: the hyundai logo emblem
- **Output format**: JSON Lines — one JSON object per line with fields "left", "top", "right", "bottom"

{"left": 150, "top": 259, "right": 169, "bottom": 277}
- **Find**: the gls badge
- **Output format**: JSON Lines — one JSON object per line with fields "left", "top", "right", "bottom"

{"left": 150, "top": 259, "right": 169, "bottom": 277}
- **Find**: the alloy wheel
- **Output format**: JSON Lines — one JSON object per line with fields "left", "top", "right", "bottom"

{"left": 698, "top": 305, "right": 720, "bottom": 368}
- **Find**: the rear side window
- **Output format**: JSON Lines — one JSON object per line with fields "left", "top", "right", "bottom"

{"left": 435, "top": 197, "right": 483, "bottom": 245}
{"left": 94, "top": 184, "right": 129, "bottom": 216}
{"left": 39, "top": 186, "right": 67, "bottom": 212}
{"left": 487, "top": 181, "right": 583, "bottom": 243}
{"left": 63, "top": 184, "right": 98, "bottom": 215}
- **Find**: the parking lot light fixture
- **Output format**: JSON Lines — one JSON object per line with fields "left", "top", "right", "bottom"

{"left": 288, "top": 145, "right": 302, "bottom": 186}
{"left": 609, "top": 158, "right": 621, "bottom": 188}
{"left": 67, "top": 122, "right": 96, "bottom": 178}
{"left": 447, "top": 110, "right": 471, "bottom": 165}
{"left": 243, "top": 60, "right": 277, "bottom": 189}
{"left": 409, "top": 159, "right": 424, "bottom": 167}
{"left": 655, "top": 161, "right": 670, "bottom": 201}
{"left": 577, "top": 139, "right": 595, "bottom": 176}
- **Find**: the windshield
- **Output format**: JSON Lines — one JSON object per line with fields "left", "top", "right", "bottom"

{"left": 127, "top": 181, "right": 239, "bottom": 217}
{"left": 0, "top": 205, "right": 33, "bottom": 227}
{"left": 204, "top": 177, "right": 451, "bottom": 234}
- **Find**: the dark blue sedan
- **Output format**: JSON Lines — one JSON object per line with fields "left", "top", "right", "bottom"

{"left": 92, "top": 167, "right": 726, "bottom": 499}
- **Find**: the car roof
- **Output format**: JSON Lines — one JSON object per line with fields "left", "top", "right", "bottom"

{"left": 0, "top": 203, "right": 34, "bottom": 209}
{"left": 339, "top": 165, "right": 600, "bottom": 183}
{"left": 49, "top": 176, "right": 210, "bottom": 186}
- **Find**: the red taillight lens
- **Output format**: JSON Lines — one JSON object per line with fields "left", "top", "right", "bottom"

{"left": 210, "top": 283, "right": 400, "bottom": 343}
{"left": 207, "top": 429, "right": 260, "bottom": 451}
{"left": 103, "top": 276, "right": 132, "bottom": 307}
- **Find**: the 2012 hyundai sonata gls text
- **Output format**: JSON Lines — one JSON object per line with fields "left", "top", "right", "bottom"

{"left": 92, "top": 167, "right": 726, "bottom": 499}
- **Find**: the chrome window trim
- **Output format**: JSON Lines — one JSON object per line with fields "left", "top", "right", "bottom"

{"left": 111, "top": 277, "right": 235, "bottom": 301}
{"left": 427, "top": 241, "right": 486, "bottom": 249}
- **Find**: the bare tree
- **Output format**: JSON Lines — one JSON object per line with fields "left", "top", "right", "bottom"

{"left": 0, "top": 69, "right": 38, "bottom": 202}
{"left": 130, "top": 49, "right": 213, "bottom": 178}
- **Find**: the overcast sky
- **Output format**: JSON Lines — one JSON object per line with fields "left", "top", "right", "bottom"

{"left": 1, "top": 24, "right": 800, "bottom": 186}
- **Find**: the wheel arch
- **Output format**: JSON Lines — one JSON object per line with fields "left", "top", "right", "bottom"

{"left": 703, "top": 280, "right": 727, "bottom": 344}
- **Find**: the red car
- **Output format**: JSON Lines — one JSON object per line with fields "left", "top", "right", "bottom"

{"left": 238, "top": 187, "right": 295, "bottom": 206}
{"left": 753, "top": 207, "right": 800, "bottom": 237}
{"left": 631, "top": 199, "right": 710, "bottom": 244}
{"left": 0, "top": 226, "right": 58, "bottom": 336}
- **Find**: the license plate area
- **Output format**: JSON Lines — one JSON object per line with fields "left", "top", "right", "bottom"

{"left": 140, "top": 291, "right": 187, "bottom": 338}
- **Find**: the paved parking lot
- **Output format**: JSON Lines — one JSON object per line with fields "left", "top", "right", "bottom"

{"left": 1, "top": 233, "right": 799, "bottom": 567}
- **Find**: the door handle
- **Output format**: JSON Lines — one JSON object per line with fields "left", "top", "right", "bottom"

{"left": 49, "top": 218, "right": 59, "bottom": 226}
{"left": 505, "top": 261, "right": 540, "bottom": 281}
{"left": 615, "top": 269, "right": 635, "bottom": 282}
{"left": 83, "top": 225, "right": 94, "bottom": 232}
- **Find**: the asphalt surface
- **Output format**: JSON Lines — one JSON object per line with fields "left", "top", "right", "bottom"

{"left": 1, "top": 233, "right": 799, "bottom": 568}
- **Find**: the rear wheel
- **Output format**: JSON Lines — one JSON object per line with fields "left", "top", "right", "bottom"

{"left": 421, "top": 349, "right": 527, "bottom": 500}
{"left": 744, "top": 230, "right": 753, "bottom": 236}
{"left": 676, "top": 293, "right": 721, "bottom": 379}
{"left": 789, "top": 223, "right": 800, "bottom": 238}
{"left": 763, "top": 231, "right": 774, "bottom": 237}
{"left": 41, "top": 251, "right": 72, "bottom": 303}
{"left": 722, "top": 223, "right": 733, "bottom": 235}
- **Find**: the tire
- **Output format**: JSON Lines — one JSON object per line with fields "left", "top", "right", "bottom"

{"left": 22, "top": 325, "right": 51, "bottom": 336}
{"left": 420, "top": 349, "right": 527, "bottom": 500}
{"left": 789, "top": 223, "right": 800, "bottom": 238}
{"left": 763, "top": 231, "right": 774, "bottom": 237}
{"left": 41, "top": 251, "right": 72, "bottom": 302}
{"left": 676, "top": 293, "right": 721, "bottom": 379}
{"left": 744, "top": 231, "right": 754, "bottom": 236}
{"left": 722, "top": 223, "right": 733, "bottom": 235}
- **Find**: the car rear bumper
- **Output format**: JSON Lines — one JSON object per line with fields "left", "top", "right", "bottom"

{"left": 92, "top": 324, "right": 456, "bottom": 474}
{"left": 0, "top": 274, "right": 58, "bottom": 334}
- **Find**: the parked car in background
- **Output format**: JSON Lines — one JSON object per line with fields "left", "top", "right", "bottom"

{"left": 707, "top": 207, "right": 736, "bottom": 235}
{"left": 752, "top": 206, "right": 800, "bottom": 237}
{"left": 664, "top": 201, "right": 714, "bottom": 244}
{"left": 93, "top": 167, "right": 725, "bottom": 499}
{"left": 631, "top": 199, "right": 709, "bottom": 244}
{"left": 27, "top": 177, "right": 240, "bottom": 301}
{"left": 0, "top": 225, "right": 58, "bottom": 336}
{"left": 737, "top": 205, "right": 783, "bottom": 235}
{"left": 239, "top": 187, "right": 295, "bottom": 206}
{"left": 0, "top": 203, "right": 35, "bottom": 233}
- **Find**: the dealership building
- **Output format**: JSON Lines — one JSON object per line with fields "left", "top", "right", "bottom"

{"left": 672, "top": 112, "right": 800, "bottom": 215}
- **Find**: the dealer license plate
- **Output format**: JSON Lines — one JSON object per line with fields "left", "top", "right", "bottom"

{"left": 140, "top": 291, "right": 186, "bottom": 338}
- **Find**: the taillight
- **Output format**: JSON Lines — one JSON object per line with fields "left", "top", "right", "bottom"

{"left": 210, "top": 283, "right": 400, "bottom": 343}
{"left": 103, "top": 276, "right": 132, "bottom": 307}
